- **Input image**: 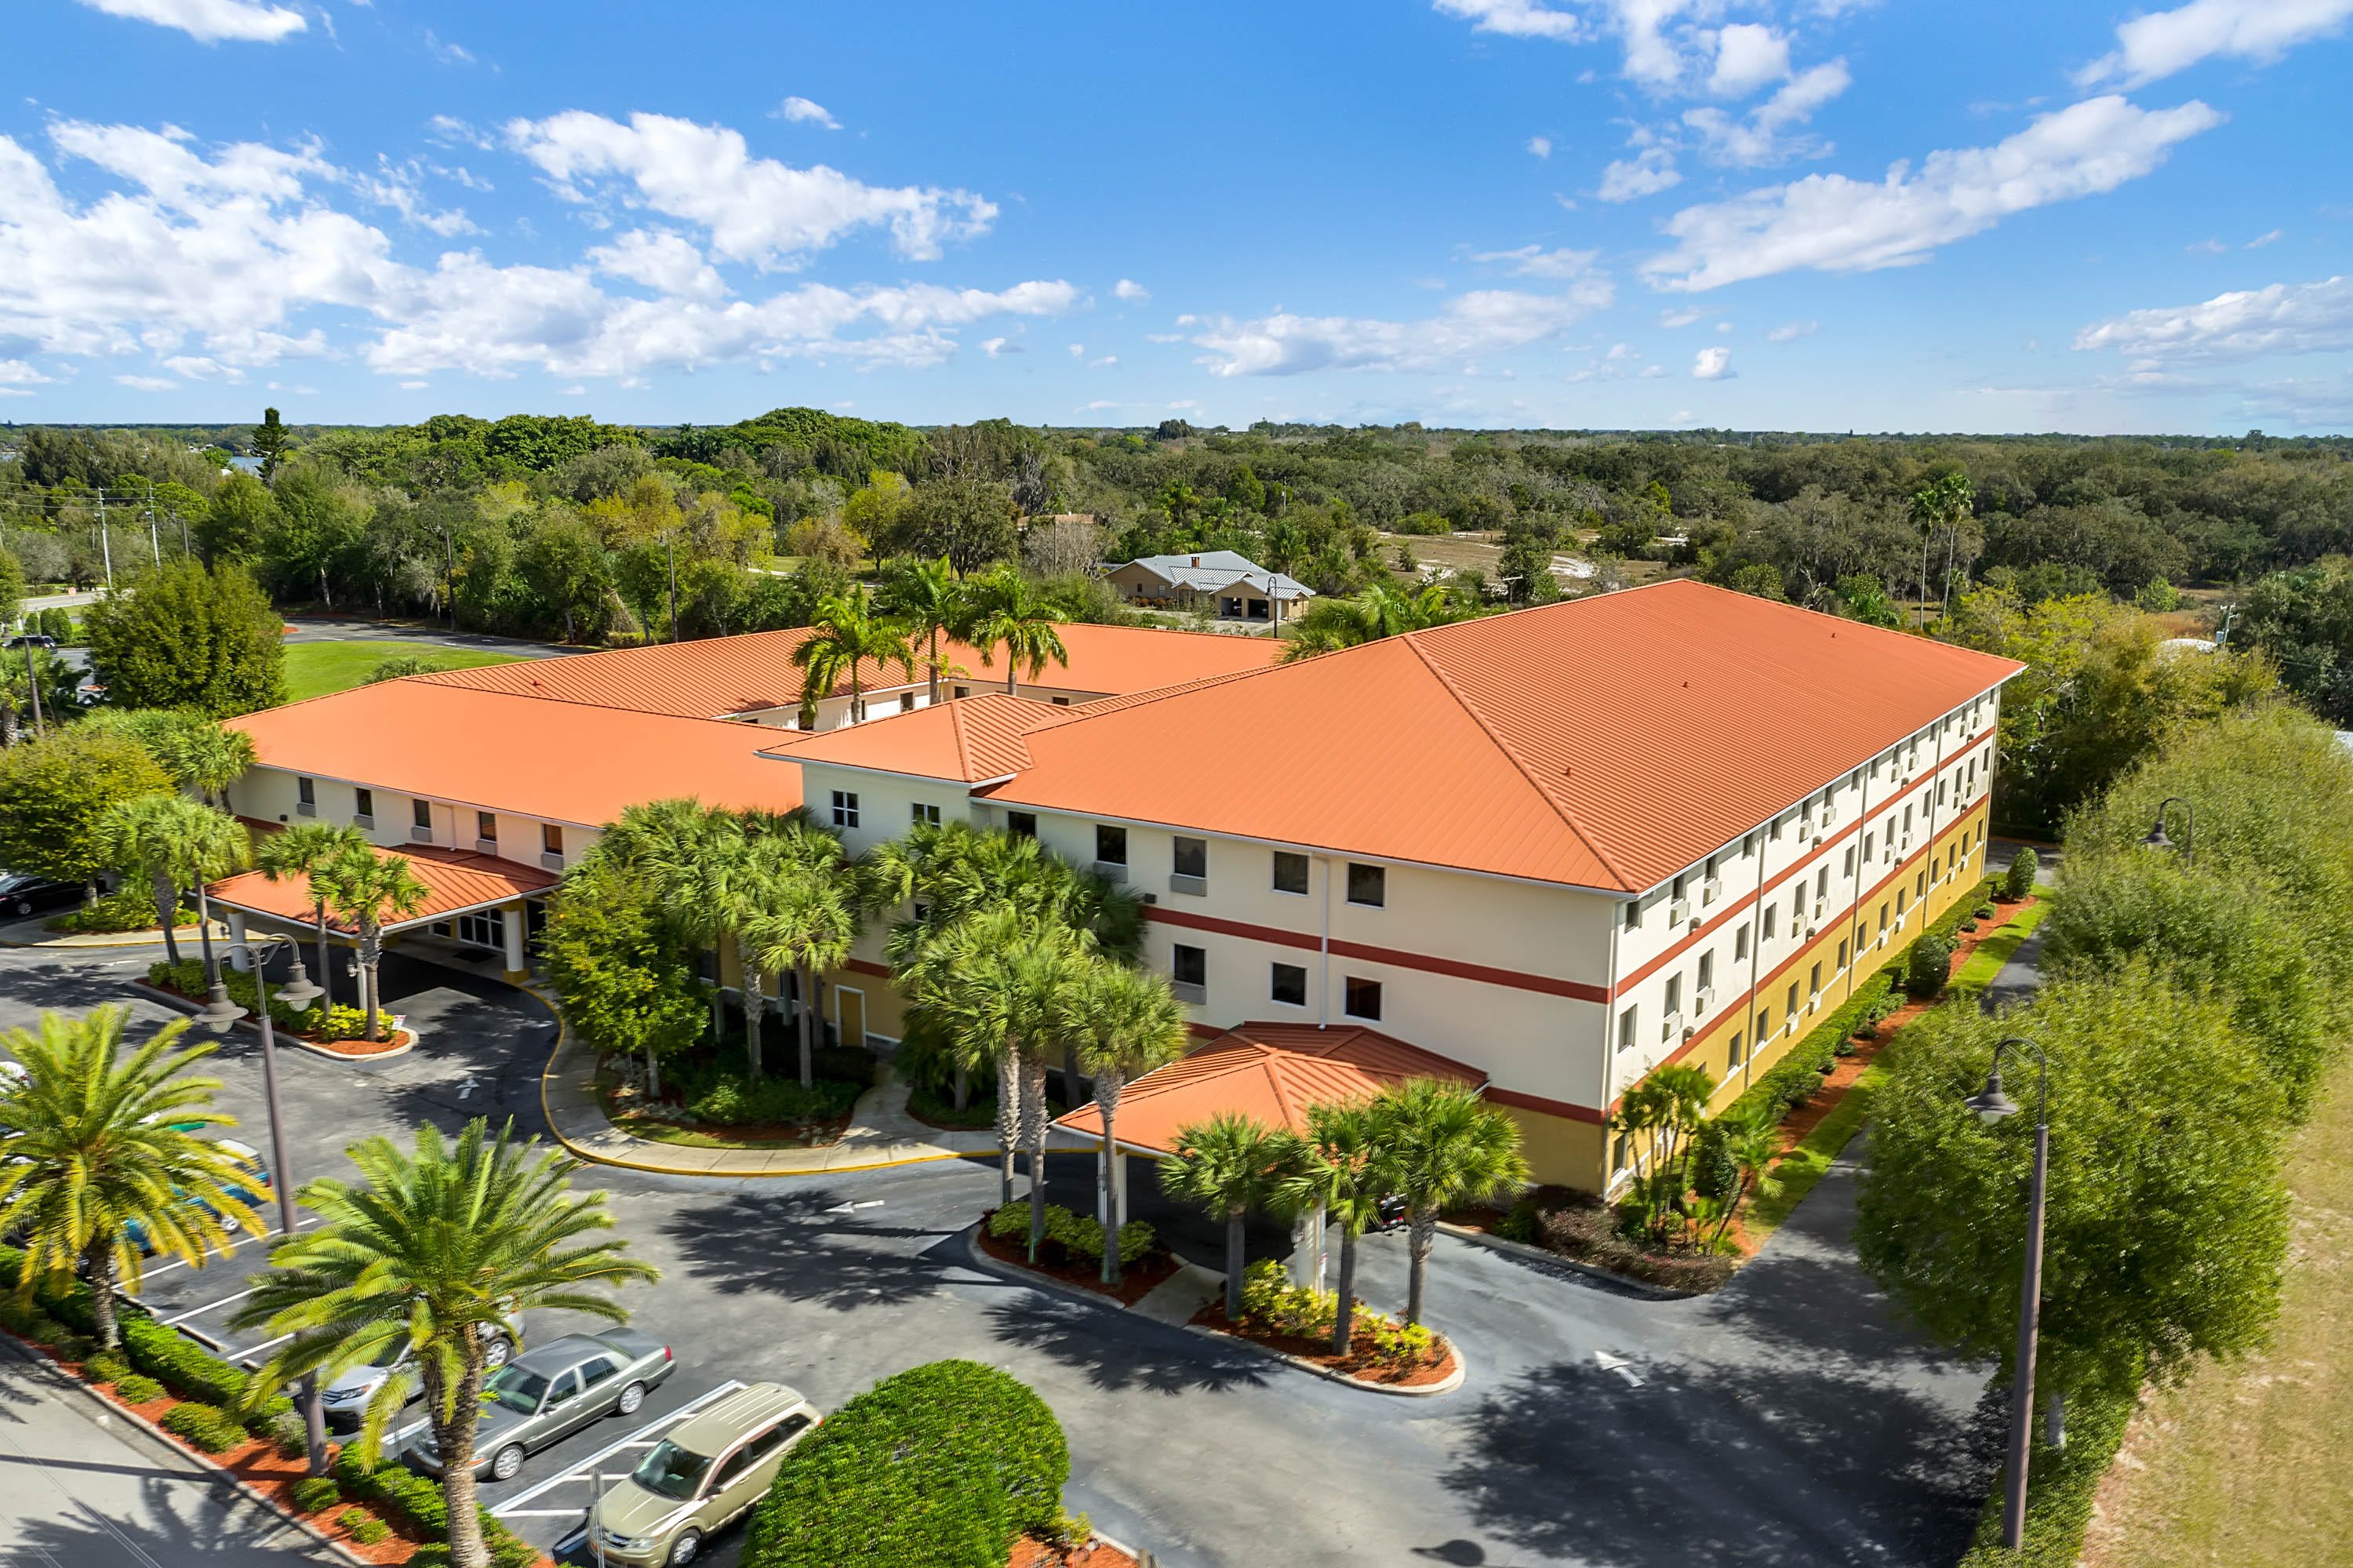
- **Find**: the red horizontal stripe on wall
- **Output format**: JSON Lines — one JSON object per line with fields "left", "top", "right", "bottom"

{"left": 1483, "top": 1085, "right": 1606, "bottom": 1125}
{"left": 1142, "top": 905, "right": 1610, "bottom": 1003}
{"left": 844, "top": 958, "right": 892, "bottom": 978}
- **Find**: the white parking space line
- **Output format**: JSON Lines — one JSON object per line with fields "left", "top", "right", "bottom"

{"left": 491, "top": 1380, "right": 745, "bottom": 1515}
{"left": 135, "top": 1217, "right": 318, "bottom": 1279}
{"left": 158, "top": 1286, "right": 260, "bottom": 1327}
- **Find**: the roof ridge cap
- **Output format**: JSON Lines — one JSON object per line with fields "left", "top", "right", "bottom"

{"left": 1396, "top": 628, "right": 1637, "bottom": 892}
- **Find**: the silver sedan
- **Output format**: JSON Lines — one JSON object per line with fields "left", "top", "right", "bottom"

{"left": 411, "top": 1330, "right": 675, "bottom": 1483}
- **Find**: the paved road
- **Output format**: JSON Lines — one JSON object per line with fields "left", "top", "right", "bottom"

{"left": 0, "top": 944, "right": 1995, "bottom": 1568}
{"left": 0, "top": 1336, "right": 336, "bottom": 1568}
{"left": 278, "top": 617, "right": 576, "bottom": 661}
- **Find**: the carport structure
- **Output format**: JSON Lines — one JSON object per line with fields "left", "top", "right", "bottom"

{"left": 1054, "top": 1020, "right": 1485, "bottom": 1282}
{"left": 205, "top": 831, "right": 559, "bottom": 990}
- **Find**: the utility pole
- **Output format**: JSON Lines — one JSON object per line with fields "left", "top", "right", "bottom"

{"left": 97, "top": 493, "right": 115, "bottom": 590}
{"left": 666, "top": 530, "right": 678, "bottom": 644}
{"left": 24, "top": 641, "right": 45, "bottom": 737}
{"left": 441, "top": 525, "right": 457, "bottom": 631}
{"left": 146, "top": 479, "right": 161, "bottom": 566}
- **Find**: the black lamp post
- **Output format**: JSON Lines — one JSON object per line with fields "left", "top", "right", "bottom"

{"left": 1964, "top": 1033, "right": 2051, "bottom": 1552}
{"left": 2141, "top": 795, "right": 2194, "bottom": 867}
{"left": 198, "top": 934, "right": 329, "bottom": 1476}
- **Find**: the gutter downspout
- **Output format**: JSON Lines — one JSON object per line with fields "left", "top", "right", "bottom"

{"left": 1848, "top": 756, "right": 1877, "bottom": 1010}
{"left": 1743, "top": 830, "right": 1770, "bottom": 1093}
{"left": 1317, "top": 853, "right": 1331, "bottom": 1028}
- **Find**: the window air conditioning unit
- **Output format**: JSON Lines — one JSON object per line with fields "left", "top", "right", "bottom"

{"left": 1659, "top": 1010, "right": 1685, "bottom": 1042}
{"left": 409, "top": 826, "right": 434, "bottom": 844}
{"left": 1172, "top": 980, "right": 1207, "bottom": 1005}
{"left": 1694, "top": 985, "right": 1717, "bottom": 1013}
{"left": 295, "top": 800, "right": 316, "bottom": 817}
{"left": 1700, "top": 876, "right": 1724, "bottom": 904}
{"left": 474, "top": 838, "right": 499, "bottom": 854}
{"left": 351, "top": 814, "right": 374, "bottom": 831}
{"left": 1093, "top": 861, "right": 1127, "bottom": 884}
{"left": 1168, "top": 873, "right": 1208, "bottom": 897}
{"left": 540, "top": 852, "right": 566, "bottom": 872}
{"left": 1667, "top": 896, "right": 1692, "bottom": 926}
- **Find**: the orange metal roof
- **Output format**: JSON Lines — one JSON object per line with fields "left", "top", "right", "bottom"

{"left": 773, "top": 693, "right": 1086, "bottom": 783}
{"left": 1054, "top": 1021, "right": 1486, "bottom": 1155}
{"left": 415, "top": 622, "right": 1282, "bottom": 719}
{"left": 227, "top": 680, "right": 810, "bottom": 828}
{"left": 208, "top": 834, "right": 559, "bottom": 934}
{"left": 978, "top": 579, "right": 2023, "bottom": 893}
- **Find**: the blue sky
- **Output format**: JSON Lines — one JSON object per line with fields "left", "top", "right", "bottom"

{"left": 5, "top": 0, "right": 2351, "bottom": 433}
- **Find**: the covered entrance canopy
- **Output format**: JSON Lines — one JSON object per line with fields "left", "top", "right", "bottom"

{"left": 1054, "top": 1020, "right": 1487, "bottom": 1157}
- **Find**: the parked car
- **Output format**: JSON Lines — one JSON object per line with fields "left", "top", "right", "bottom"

{"left": 4, "top": 634, "right": 58, "bottom": 650}
{"left": 588, "top": 1383, "right": 821, "bottom": 1566}
{"left": 318, "top": 1326, "right": 517, "bottom": 1431}
{"left": 410, "top": 1330, "right": 675, "bottom": 1482}
{"left": 121, "top": 1139, "right": 271, "bottom": 1253}
{"left": 0, "top": 871, "right": 81, "bottom": 918}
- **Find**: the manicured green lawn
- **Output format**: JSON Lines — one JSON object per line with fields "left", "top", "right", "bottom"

{"left": 1746, "top": 1064, "right": 1882, "bottom": 1244}
{"left": 1951, "top": 897, "right": 2052, "bottom": 993}
{"left": 279, "top": 639, "right": 522, "bottom": 702}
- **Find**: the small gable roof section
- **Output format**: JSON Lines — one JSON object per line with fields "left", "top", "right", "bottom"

{"left": 986, "top": 579, "right": 2024, "bottom": 893}
{"left": 1053, "top": 1021, "right": 1486, "bottom": 1156}
{"left": 1120, "top": 551, "right": 1311, "bottom": 601}
{"left": 776, "top": 693, "right": 1083, "bottom": 784}
{"left": 206, "top": 837, "right": 558, "bottom": 936}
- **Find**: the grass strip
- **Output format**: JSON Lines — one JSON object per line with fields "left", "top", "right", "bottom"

{"left": 1745, "top": 1064, "right": 1884, "bottom": 1243}
{"left": 281, "top": 640, "right": 521, "bottom": 701}
{"left": 1951, "top": 900, "right": 2052, "bottom": 994}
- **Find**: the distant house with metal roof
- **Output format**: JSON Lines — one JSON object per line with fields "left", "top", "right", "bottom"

{"left": 1104, "top": 550, "right": 1313, "bottom": 624}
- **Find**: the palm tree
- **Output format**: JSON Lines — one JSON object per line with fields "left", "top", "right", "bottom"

{"left": 681, "top": 824, "right": 793, "bottom": 1079}
{"left": 747, "top": 868, "right": 859, "bottom": 1088}
{"left": 1162, "top": 1111, "right": 1305, "bottom": 1322}
{"left": 963, "top": 566, "right": 1070, "bottom": 697}
{"left": 231, "top": 1119, "right": 658, "bottom": 1568}
{"left": 92, "top": 792, "right": 222, "bottom": 964}
{"left": 1278, "top": 581, "right": 1475, "bottom": 662}
{"left": 1609, "top": 1062, "right": 1715, "bottom": 1239}
{"left": 1708, "top": 1113, "right": 1786, "bottom": 1248}
{"left": 791, "top": 585, "right": 915, "bottom": 726}
{"left": 311, "top": 846, "right": 429, "bottom": 1042}
{"left": 1275, "top": 1099, "right": 1392, "bottom": 1355}
{"left": 169, "top": 724, "right": 259, "bottom": 814}
{"left": 875, "top": 555, "right": 968, "bottom": 705}
{"left": 1369, "top": 1077, "right": 1529, "bottom": 1326}
{"left": 1059, "top": 957, "right": 1190, "bottom": 1284}
{"left": 0, "top": 1006, "right": 267, "bottom": 1350}
{"left": 161, "top": 802, "right": 251, "bottom": 989}
{"left": 256, "top": 821, "right": 370, "bottom": 1012}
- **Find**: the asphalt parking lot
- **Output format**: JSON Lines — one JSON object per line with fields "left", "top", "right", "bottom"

{"left": 1, "top": 940, "right": 1999, "bottom": 1568}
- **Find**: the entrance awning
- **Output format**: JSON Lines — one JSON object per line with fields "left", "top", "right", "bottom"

{"left": 207, "top": 830, "right": 559, "bottom": 936}
{"left": 1053, "top": 1020, "right": 1487, "bottom": 1157}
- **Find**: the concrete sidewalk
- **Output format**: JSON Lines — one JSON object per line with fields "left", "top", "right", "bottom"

{"left": 0, "top": 913, "right": 225, "bottom": 949}
{"left": 535, "top": 997, "right": 998, "bottom": 1177}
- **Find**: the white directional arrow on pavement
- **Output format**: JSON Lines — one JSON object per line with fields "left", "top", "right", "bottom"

{"left": 1595, "top": 1350, "right": 1644, "bottom": 1388}
{"left": 823, "top": 1200, "right": 884, "bottom": 1215}
{"left": 457, "top": 1075, "right": 479, "bottom": 1099}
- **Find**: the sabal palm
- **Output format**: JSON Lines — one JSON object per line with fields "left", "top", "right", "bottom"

{"left": 1278, "top": 581, "right": 1472, "bottom": 662}
{"left": 256, "top": 820, "right": 370, "bottom": 1012}
{"left": 129, "top": 798, "right": 249, "bottom": 987}
{"left": 1275, "top": 1099, "right": 1391, "bottom": 1354}
{"left": 169, "top": 724, "right": 259, "bottom": 814}
{"left": 92, "top": 792, "right": 222, "bottom": 966}
{"left": 683, "top": 828, "right": 795, "bottom": 1078}
{"left": 231, "top": 1119, "right": 657, "bottom": 1568}
{"left": 1370, "top": 1077, "right": 1529, "bottom": 1326}
{"left": 791, "top": 585, "right": 914, "bottom": 724}
{"left": 1060, "top": 957, "right": 1190, "bottom": 1283}
{"left": 1709, "top": 1114, "right": 1785, "bottom": 1248}
{"left": 1162, "top": 1111, "right": 1305, "bottom": 1321}
{"left": 963, "top": 567, "right": 1070, "bottom": 697}
{"left": 0, "top": 1006, "right": 266, "bottom": 1350}
{"left": 312, "top": 846, "right": 429, "bottom": 1042}
{"left": 875, "top": 555, "right": 967, "bottom": 704}
{"left": 747, "top": 869, "right": 858, "bottom": 1088}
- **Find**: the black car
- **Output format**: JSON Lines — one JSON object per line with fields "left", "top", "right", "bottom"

{"left": 0, "top": 871, "right": 81, "bottom": 918}
{"left": 4, "top": 635, "right": 58, "bottom": 650}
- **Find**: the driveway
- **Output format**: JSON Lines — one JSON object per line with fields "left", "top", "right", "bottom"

{"left": 279, "top": 617, "right": 576, "bottom": 662}
{"left": 0, "top": 944, "right": 1995, "bottom": 1568}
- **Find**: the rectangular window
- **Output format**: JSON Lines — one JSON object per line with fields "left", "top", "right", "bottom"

{"left": 1095, "top": 824, "right": 1127, "bottom": 865}
{"left": 1915, "top": 870, "right": 1926, "bottom": 897}
{"left": 1729, "top": 1029, "right": 1745, "bottom": 1068}
{"left": 456, "top": 908, "right": 505, "bottom": 950}
{"left": 1815, "top": 867, "right": 1829, "bottom": 902}
{"left": 1842, "top": 845, "right": 1857, "bottom": 878}
{"left": 1837, "top": 938, "right": 1850, "bottom": 970}
{"left": 1271, "top": 850, "right": 1310, "bottom": 896}
{"left": 1343, "top": 977, "right": 1382, "bottom": 1020}
{"left": 1864, "top": 831, "right": 1875, "bottom": 863}
{"left": 1663, "top": 973, "right": 1682, "bottom": 1019}
{"left": 1742, "top": 831, "right": 1758, "bottom": 858}
{"left": 413, "top": 797, "right": 431, "bottom": 831}
{"left": 1623, "top": 897, "right": 1642, "bottom": 931}
{"left": 1697, "top": 950, "right": 1715, "bottom": 995}
{"left": 1878, "top": 902, "right": 1889, "bottom": 934}
{"left": 296, "top": 776, "right": 315, "bottom": 806}
{"left": 1734, "top": 922, "right": 1751, "bottom": 962}
{"left": 952, "top": 684, "right": 969, "bottom": 699}
{"left": 1809, "top": 962, "right": 1822, "bottom": 999}
{"left": 1008, "top": 812, "right": 1037, "bottom": 839}
{"left": 542, "top": 822, "right": 562, "bottom": 856}
{"left": 1172, "top": 944, "right": 1206, "bottom": 986}
{"left": 900, "top": 692, "right": 915, "bottom": 711}
{"left": 911, "top": 802, "right": 941, "bottom": 828}
{"left": 355, "top": 788, "right": 373, "bottom": 820}
{"left": 1271, "top": 962, "right": 1307, "bottom": 1007}
{"left": 831, "top": 790, "right": 859, "bottom": 829}
{"left": 1897, "top": 887, "right": 1908, "bottom": 915}
{"left": 1762, "top": 905, "right": 1778, "bottom": 940}
{"left": 1346, "top": 862, "right": 1386, "bottom": 908}
{"left": 476, "top": 810, "right": 497, "bottom": 842}
{"left": 1786, "top": 982, "right": 1799, "bottom": 1021}
{"left": 1755, "top": 1007, "right": 1770, "bottom": 1041}
{"left": 1173, "top": 837, "right": 1208, "bottom": 879}
{"left": 1791, "top": 890, "right": 1805, "bottom": 926}
{"left": 1617, "top": 1006, "right": 1638, "bottom": 1054}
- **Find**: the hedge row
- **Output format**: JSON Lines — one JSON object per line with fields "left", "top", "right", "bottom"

{"left": 331, "top": 1448, "right": 538, "bottom": 1568}
{"left": 1956, "top": 1382, "right": 2137, "bottom": 1567}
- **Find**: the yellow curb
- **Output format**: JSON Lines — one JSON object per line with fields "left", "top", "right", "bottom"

{"left": 0, "top": 924, "right": 220, "bottom": 949}
{"left": 526, "top": 984, "right": 979, "bottom": 1180}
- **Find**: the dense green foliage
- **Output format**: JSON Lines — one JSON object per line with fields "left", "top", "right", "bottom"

{"left": 2235, "top": 555, "right": 2353, "bottom": 724}
{"left": 539, "top": 855, "right": 710, "bottom": 1081}
{"left": 0, "top": 727, "right": 173, "bottom": 893}
{"left": 743, "top": 1360, "right": 1069, "bottom": 1568}
{"left": 82, "top": 559, "right": 284, "bottom": 716}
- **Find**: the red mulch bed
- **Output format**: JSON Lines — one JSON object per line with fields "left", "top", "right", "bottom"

{"left": 138, "top": 977, "right": 413, "bottom": 1053}
{"left": 976, "top": 1214, "right": 1181, "bottom": 1307}
{"left": 1186, "top": 1302, "right": 1460, "bottom": 1388}
{"left": 1010, "top": 1534, "right": 1141, "bottom": 1567}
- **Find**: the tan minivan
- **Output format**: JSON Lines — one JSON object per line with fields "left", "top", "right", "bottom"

{"left": 587, "top": 1383, "right": 822, "bottom": 1566}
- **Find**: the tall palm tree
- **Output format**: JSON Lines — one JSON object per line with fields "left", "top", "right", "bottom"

{"left": 311, "top": 846, "right": 429, "bottom": 1042}
{"left": 0, "top": 1006, "right": 267, "bottom": 1350}
{"left": 1060, "top": 957, "right": 1190, "bottom": 1284}
{"left": 1275, "top": 1099, "right": 1392, "bottom": 1355}
{"left": 963, "top": 567, "right": 1070, "bottom": 697}
{"left": 1369, "top": 1077, "right": 1529, "bottom": 1326}
{"left": 255, "top": 820, "right": 369, "bottom": 1012}
{"left": 1278, "top": 581, "right": 1474, "bottom": 662}
{"left": 791, "top": 585, "right": 915, "bottom": 726}
{"left": 1162, "top": 1111, "right": 1305, "bottom": 1322}
{"left": 1708, "top": 1112, "right": 1786, "bottom": 1248}
{"left": 681, "top": 824, "right": 794, "bottom": 1079}
{"left": 169, "top": 724, "right": 259, "bottom": 815}
{"left": 875, "top": 555, "right": 969, "bottom": 705}
{"left": 231, "top": 1119, "right": 658, "bottom": 1568}
{"left": 92, "top": 792, "right": 221, "bottom": 964}
{"left": 748, "top": 869, "right": 858, "bottom": 1089}
{"left": 164, "top": 802, "right": 251, "bottom": 988}
{"left": 598, "top": 797, "right": 731, "bottom": 1046}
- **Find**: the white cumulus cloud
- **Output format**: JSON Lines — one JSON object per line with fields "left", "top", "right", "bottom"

{"left": 1190, "top": 282, "right": 1613, "bottom": 377}
{"left": 777, "top": 97, "right": 842, "bottom": 129}
{"left": 1599, "top": 145, "right": 1681, "bottom": 202}
{"left": 1471, "top": 244, "right": 1600, "bottom": 279}
{"left": 1707, "top": 24, "right": 1790, "bottom": 96}
{"left": 1692, "top": 345, "right": 1733, "bottom": 378}
{"left": 1114, "top": 278, "right": 1150, "bottom": 301}
{"left": 2075, "top": 275, "right": 2353, "bottom": 363}
{"left": 1432, "top": 0, "right": 1584, "bottom": 42}
{"left": 75, "top": 0, "right": 305, "bottom": 44}
{"left": 1644, "top": 96, "right": 2223, "bottom": 292}
{"left": 2077, "top": 0, "right": 2353, "bottom": 88}
{"left": 1682, "top": 59, "right": 1851, "bottom": 166}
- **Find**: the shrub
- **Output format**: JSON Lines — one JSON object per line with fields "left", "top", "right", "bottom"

{"left": 2003, "top": 847, "right": 2039, "bottom": 900}
{"left": 1689, "top": 1120, "right": 1740, "bottom": 1202}
{"left": 85, "top": 1351, "right": 132, "bottom": 1384}
{"left": 990, "top": 1202, "right": 1155, "bottom": 1265}
{"left": 292, "top": 1476, "right": 342, "bottom": 1514}
{"left": 264, "top": 1408, "right": 310, "bottom": 1460}
{"left": 333, "top": 1449, "right": 537, "bottom": 1564}
{"left": 1727, "top": 970, "right": 1899, "bottom": 1127}
{"left": 1959, "top": 918, "right": 1979, "bottom": 933}
{"left": 1832, "top": 1039, "right": 1858, "bottom": 1058}
{"left": 1239, "top": 1260, "right": 1337, "bottom": 1338}
{"left": 809, "top": 1044, "right": 878, "bottom": 1089}
{"left": 743, "top": 1360, "right": 1068, "bottom": 1568}
{"left": 160, "top": 1402, "right": 245, "bottom": 1453}
{"left": 49, "top": 889, "right": 169, "bottom": 934}
{"left": 120, "top": 1313, "right": 291, "bottom": 1429}
{"left": 1904, "top": 934, "right": 1954, "bottom": 1000}
{"left": 1493, "top": 1201, "right": 1538, "bottom": 1244}
{"left": 1362, "top": 1317, "right": 1439, "bottom": 1367}
{"left": 114, "top": 1373, "right": 163, "bottom": 1403}
{"left": 1976, "top": 903, "right": 1997, "bottom": 919}
{"left": 682, "top": 1069, "right": 860, "bottom": 1128}
{"left": 342, "top": 1510, "right": 392, "bottom": 1545}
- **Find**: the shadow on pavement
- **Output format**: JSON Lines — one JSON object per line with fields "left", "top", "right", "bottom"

{"left": 659, "top": 1188, "right": 969, "bottom": 1312}
{"left": 980, "top": 1293, "right": 1275, "bottom": 1398}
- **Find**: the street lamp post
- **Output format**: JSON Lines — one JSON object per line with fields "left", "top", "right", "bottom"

{"left": 1963, "top": 1033, "right": 2052, "bottom": 1552}
{"left": 2141, "top": 795, "right": 2195, "bottom": 868}
{"left": 198, "top": 936, "right": 329, "bottom": 1476}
